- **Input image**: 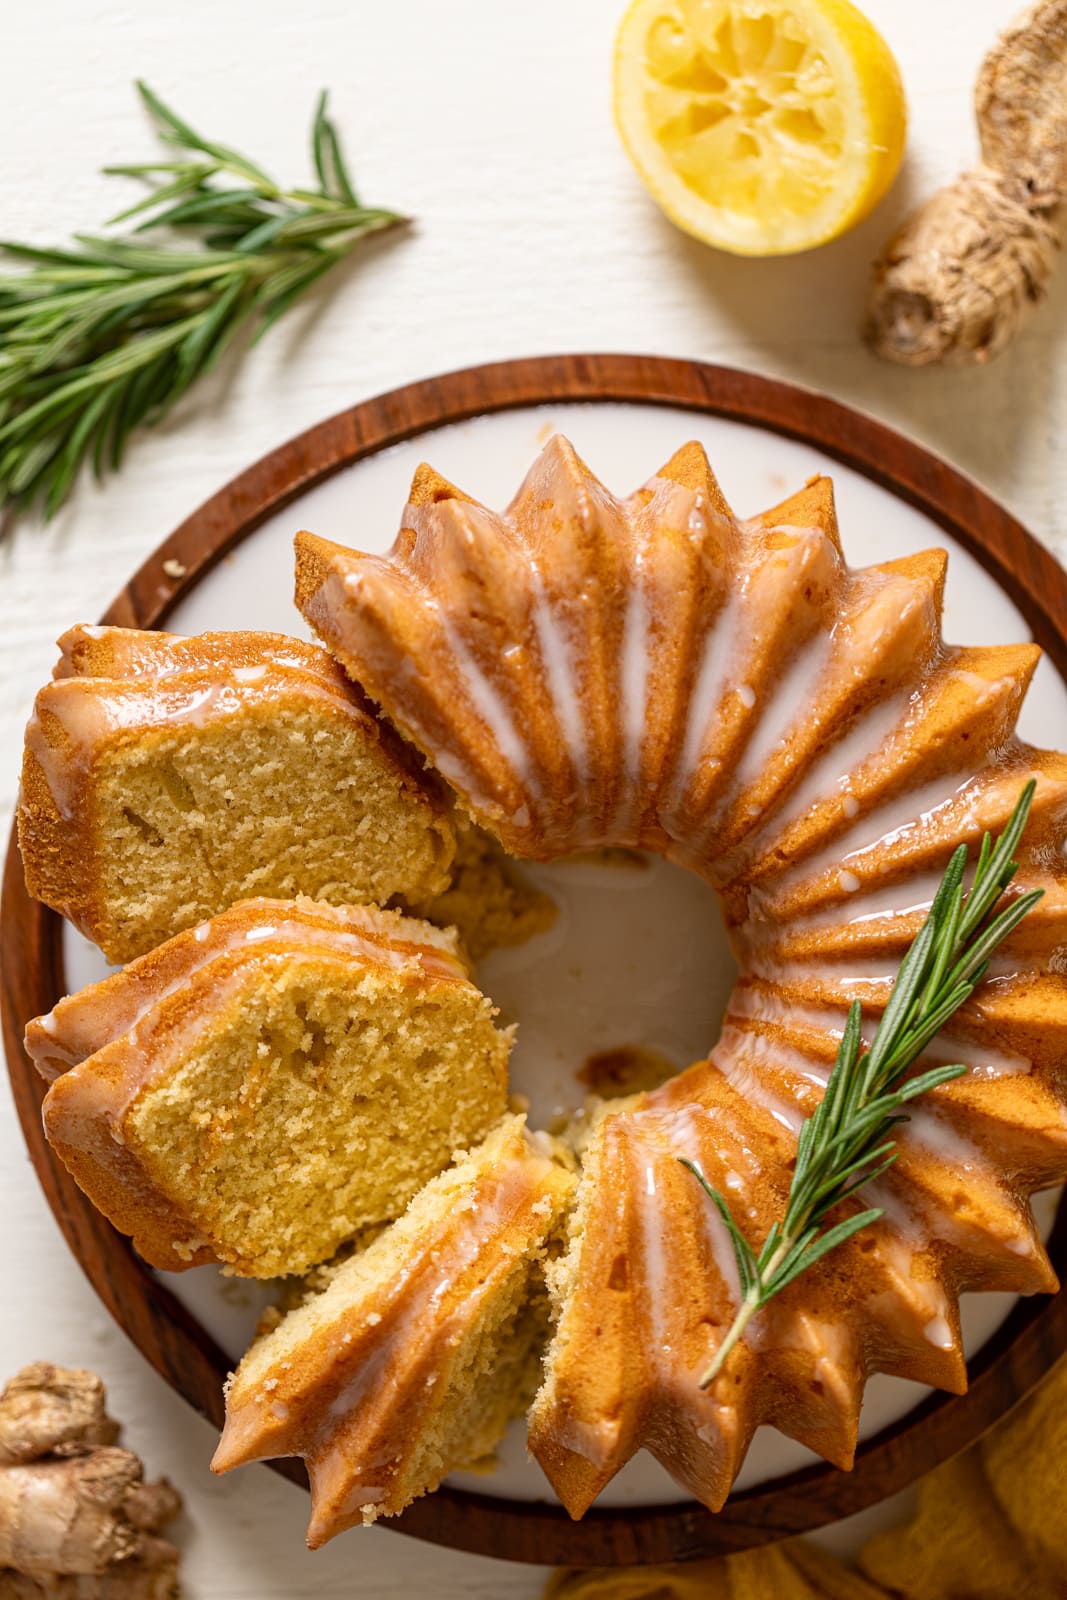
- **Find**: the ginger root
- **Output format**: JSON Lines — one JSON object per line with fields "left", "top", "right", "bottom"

{"left": 0, "top": 1364, "right": 181, "bottom": 1598}
{"left": 866, "top": 0, "right": 1067, "bottom": 365}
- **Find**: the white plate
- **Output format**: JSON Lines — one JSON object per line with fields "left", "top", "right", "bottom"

{"left": 62, "top": 400, "right": 1067, "bottom": 1541}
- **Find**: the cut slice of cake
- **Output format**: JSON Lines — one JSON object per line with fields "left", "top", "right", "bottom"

{"left": 19, "top": 625, "right": 456, "bottom": 964}
{"left": 211, "top": 1115, "right": 576, "bottom": 1544}
{"left": 36, "top": 899, "right": 511, "bottom": 1277}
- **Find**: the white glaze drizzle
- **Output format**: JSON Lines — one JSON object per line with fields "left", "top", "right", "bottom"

{"left": 625, "top": 1104, "right": 743, "bottom": 1373}
{"left": 840, "top": 774, "right": 982, "bottom": 862}
{"left": 923, "top": 1315, "right": 955, "bottom": 1349}
{"left": 754, "top": 868, "right": 947, "bottom": 943}
{"left": 680, "top": 1114, "right": 744, "bottom": 1308}
{"left": 919, "top": 1031, "right": 1031, "bottom": 1079}
{"left": 952, "top": 670, "right": 1022, "bottom": 711}
{"left": 712, "top": 1027, "right": 827, "bottom": 1134}
{"left": 614, "top": 577, "right": 651, "bottom": 837}
{"left": 662, "top": 526, "right": 831, "bottom": 842}
{"left": 729, "top": 985, "right": 1031, "bottom": 1080}
{"left": 530, "top": 570, "right": 587, "bottom": 787}
{"left": 632, "top": 1132, "right": 673, "bottom": 1368}
{"left": 56, "top": 625, "right": 334, "bottom": 684}
{"left": 674, "top": 597, "right": 739, "bottom": 790}
{"left": 743, "top": 758, "right": 982, "bottom": 918}
{"left": 758, "top": 690, "right": 910, "bottom": 842}
{"left": 704, "top": 567, "right": 933, "bottom": 863}
{"left": 436, "top": 604, "right": 536, "bottom": 788}
{"left": 723, "top": 624, "right": 834, "bottom": 810}
{"left": 729, "top": 986, "right": 851, "bottom": 1036}
{"left": 895, "top": 1105, "right": 981, "bottom": 1170}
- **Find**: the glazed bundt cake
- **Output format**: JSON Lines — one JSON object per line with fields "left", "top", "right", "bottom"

{"left": 19, "top": 625, "right": 455, "bottom": 964}
{"left": 212, "top": 1114, "right": 575, "bottom": 1543}
{"left": 292, "top": 436, "right": 1067, "bottom": 1513}
{"left": 17, "top": 434, "right": 1067, "bottom": 1528}
{"left": 34, "top": 898, "right": 511, "bottom": 1276}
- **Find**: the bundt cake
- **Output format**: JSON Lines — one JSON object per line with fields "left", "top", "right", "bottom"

{"left": 19, "top": 625, "right": 455, "bottom": 964}
{"left": 33, "top": 898, "right": 511, "bottom": 1276}
{"left": 291, "top": 436, "right": 1067, "bottom": 1513}
{"left": 211, "top": 1114, "right": 575, "bottom": 1543}
{"left": 17, "top": 433, "right": 1067, "bottom": 1529}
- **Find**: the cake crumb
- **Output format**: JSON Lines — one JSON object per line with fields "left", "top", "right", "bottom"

{"left": 406, "top": 823, "right": 556, "bottom": 960}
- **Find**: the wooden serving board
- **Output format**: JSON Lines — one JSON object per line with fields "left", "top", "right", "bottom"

{"left": 4, "top": 354, "right": 1067, "bottom": 1568}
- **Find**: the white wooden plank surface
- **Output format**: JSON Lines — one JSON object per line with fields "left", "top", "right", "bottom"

{"left": 1, "top": 1, "right": 1063, "bottom": 1592}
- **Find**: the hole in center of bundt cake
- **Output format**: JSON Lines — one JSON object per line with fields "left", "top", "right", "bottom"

{"left": 476, "top": 851, "right": 736, "bottom": 1128}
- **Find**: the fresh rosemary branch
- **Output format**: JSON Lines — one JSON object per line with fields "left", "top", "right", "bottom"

{"left": 681, "top": 779, "right": 1043, "bottom": 1389}
{"left": 0, "top": 82, "right": 405, "bottom": 523}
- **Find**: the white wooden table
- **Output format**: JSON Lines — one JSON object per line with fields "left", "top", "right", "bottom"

{"left": 2, "top": 1, "right": 1063, "bottom": 1592}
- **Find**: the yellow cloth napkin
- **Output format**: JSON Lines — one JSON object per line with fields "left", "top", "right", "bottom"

{"left": 544, "top": 1347, "right": 1067, "bottom": 1599}
{"left": 544, "top": 1541, "right": 886, "bottom": 1598}
{"left": 859, "top": 1343, "right": 1067, "bottom": 1598}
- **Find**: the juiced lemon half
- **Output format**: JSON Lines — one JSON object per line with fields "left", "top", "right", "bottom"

{"left": 614, "top": 0, "right": 907, "bottom": 255}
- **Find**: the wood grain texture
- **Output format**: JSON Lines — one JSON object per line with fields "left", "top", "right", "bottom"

{"left": 4, "top": 354, "right": 1067, "bottom": 1568}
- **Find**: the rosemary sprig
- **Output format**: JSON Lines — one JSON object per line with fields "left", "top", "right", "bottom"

{"left": 0, "top": 82, "right": 405, "bottom": 523}
{"left": 681, "top": 779, "right": 1042, "bottom": 1389}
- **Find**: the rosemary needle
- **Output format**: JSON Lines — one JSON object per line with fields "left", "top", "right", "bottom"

{"left": 0, "top": 82, "right": 406, "bottom": 524}
{"left": 680, "top": 779, "right": 1042, "bottom": 1389}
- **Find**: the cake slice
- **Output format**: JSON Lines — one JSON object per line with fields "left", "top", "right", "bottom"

{"left": 19, "top": 626, "right": 455, "bottom": 964}
{"left": 36, "top": 899, "right": 511, "bottom": 1277}
{"left": 211, "top": 1115, "right": 576, "bottom": 1544}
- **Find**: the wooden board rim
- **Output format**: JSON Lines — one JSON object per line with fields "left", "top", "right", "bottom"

{"left": 4, "top": 352, "right": 1067, "bottom": 1568}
